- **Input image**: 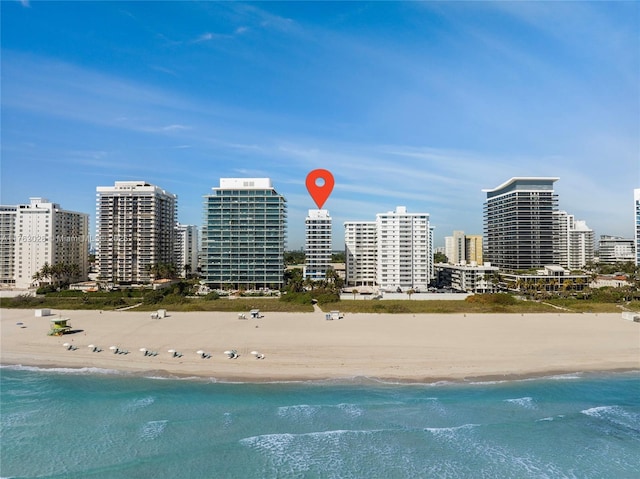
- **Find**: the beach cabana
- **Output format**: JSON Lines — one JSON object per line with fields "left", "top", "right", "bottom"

{"left": 48, "top": 317, "right": 72, "bottom": 336}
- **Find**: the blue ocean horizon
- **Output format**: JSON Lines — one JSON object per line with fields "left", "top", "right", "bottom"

{"left": 1, "top": 366, "right": 639, "bottom": 478}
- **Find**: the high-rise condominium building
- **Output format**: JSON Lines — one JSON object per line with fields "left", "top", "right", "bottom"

{"left": 175, "top": 224, "right": 199, "bottom": 278}
{"left": 1, "top": 198, "right": 88, "bottom": 289}
{"left": 555, "top": 211, "right": 594, "bottom": 270}
{"left": 344, "top": 221, "right": 377, "bottom": 287}
{"left": 376, "top": 206, "right": 433, "bottom": 291}
{"left": 598, "top": 235, "right": 635, "bottom": 264}
{"left": 304, "top": 209, "right": 332, "bottom": 281}
{"left": 0, "top": 206, "right": 17, "bottom": 286}
{"left": 201, "top": 178, "right": 287, "bottom": 289}
{"left": 483, "top": 177, "right": 559, "bottom": 271}
{"left": 96, "top": 181, "right": 177, "bottom": 284}
{"left": 465, "top": 235, "right": 483, "bottom": 265}
{"left": 444, "top": 231, "right": 483, "bottom": 265}
{"left": 635, "top": 189, "right": 640, "bottom": 266}
{"left": 445, "top": 230, "right": 466, "bottom": 264}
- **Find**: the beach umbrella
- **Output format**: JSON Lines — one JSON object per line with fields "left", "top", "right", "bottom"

{"left": 139, "top": 348, "right": 147, "bottom": 352}
{"left": 88, "top": 344, "right": 95, "bottom": 349}
{"left": 168, "top": 349, "right": 175, "bottom": 354}
{"left": 196, "top": 350, "right": 205, "bottom": 355}
{"left": 223, "top": 350, "right": 232, "bottom": 356}
{"left": 63, "top": 343, "right": 70, "bottom": 348}
{"left": 109, "top": 346, "right": 117, "bottom": 351}
{"left": 250, "top": 351, "right": 259, "bottom": 356}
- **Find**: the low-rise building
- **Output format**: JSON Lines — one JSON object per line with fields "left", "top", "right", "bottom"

{"left": 435, "top": 263, "right": 499, "bottom": 293}
{"left": 501, "top": 266, "right": 590, "bottom": 295}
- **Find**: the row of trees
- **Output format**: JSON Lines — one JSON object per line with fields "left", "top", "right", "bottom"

{"left": 284, "top": 251, "right": 346, "bottom": 265}
{"left": 32, "top": 262, "right": 82, "bottom": 288}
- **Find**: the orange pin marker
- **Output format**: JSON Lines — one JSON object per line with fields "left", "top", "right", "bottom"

{"left": 305, "top": 169, "right": 334, "bottom": 209}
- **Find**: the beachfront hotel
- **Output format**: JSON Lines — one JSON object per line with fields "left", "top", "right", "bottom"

{"left": 304, "top": 209, "right": 332, "bottom": 281}
{"left": 344, "top": 221, "right": 377, "bottom": 287}
{"left": 174, "top": 223, "right": 199, "bottom": 278}
{"left": 635, "top": 188, "right": 640, "bottom": 266}
{"left": 96, "top": 181, "right": 177, "bottom": 285}
{"left": 0, "top": 198, "right": 89, "bottom": 289}
{"left": 483, "top": 177, "right": 559, "bottom": 271}
{"left": 201, "top": 178, "right": 287, "bottom": 290}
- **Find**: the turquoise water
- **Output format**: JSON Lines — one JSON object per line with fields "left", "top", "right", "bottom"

{"left": 1, "top": 367, "right": 639, "bottom": 479}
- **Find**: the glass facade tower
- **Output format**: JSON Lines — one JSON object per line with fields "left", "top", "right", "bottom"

{"left": 483, "top": 177, "right": 559, "bottom": 271}
{"left": 202, "top": 178, "right": 287, "bottom": 289}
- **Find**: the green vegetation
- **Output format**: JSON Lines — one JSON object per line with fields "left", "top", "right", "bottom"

{"left": 433, "top": 251, "right": 448, "bottom": 264}
{"left": 2, "top": 275, "right": 637, "bottom": 314}
{"left": 284, "top": 251, "right": 305, "bottom": 265}
{"left": 331, "top": 252, "right": 345, "bottom": 263}
{"left": 323, "top": 295, "right": 559, "bottom": 314}
{"left": 32, "top": 262, "right": 82, "bottom": 289}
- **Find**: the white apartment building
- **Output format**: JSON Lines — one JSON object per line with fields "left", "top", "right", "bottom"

{"left": 444, "top": 230, "right": 466, "bottom": 264}
{"left": 435, "top": 263, "right": 499, "bottom": 293}
{"left": 96, "top": 181, "right": 177, "bottom": 284}
{"left": 344, "top": 221, "right": 377, "bottom": 287}
{"left": 304, "top": 209, "right": 332, "bottom": 281}
{"left": 175, "top": 224, "right": 199, "bottom": 278}
{"left": 569, "top": 220, "right": 594, "bottom": 270}
{"left": 376, "top": 206, "right": 433, "bottom": 291}
{"left": 1, "top": 198, "right": 89, "bottom": 289}
{"left": 555, "top": 211, "right": 594, "bottom": 270}
{"left": 598, "top": 235, "right": 635, "bottom": 264}
{"left": 635, "top": 189, "right": 640, "bottom": 266}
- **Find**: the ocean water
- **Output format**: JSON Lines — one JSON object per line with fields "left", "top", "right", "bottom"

{"left": 1, "top": 368, "right": 638, "bottom": 479}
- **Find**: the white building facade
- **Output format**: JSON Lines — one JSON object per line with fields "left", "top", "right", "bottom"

{"left": 1, "top": 198, "right": 89, "bottom": 289}
{"left": 175, "top": 224, "right": 199, "bottom": 278}
{"left": 304, "top": 209, "right": 332, "bottom": 281}
{"left": 444, "top": 230, "right": 466, "bottom": 264}
{"left": 376, "top": 206, "right": 433, "bottom": 291}
{"left": 344, "top": 221, "right": 377, "bottom": 287}
{"left": 435, "top": 263, "right": 499, "bottom": 293}
{"left": 96, "top": 181, "right": 177, "bottom": 284}
{"left": 555, "top": 211, "right": 594, "bottom": 270}
{"left": 598, "top": 235, "right": 635, "bottom": 264}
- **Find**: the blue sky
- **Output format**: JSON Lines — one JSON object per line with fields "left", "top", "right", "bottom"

{"left": 2, "top": 1, "right": 638, "bottom": 249}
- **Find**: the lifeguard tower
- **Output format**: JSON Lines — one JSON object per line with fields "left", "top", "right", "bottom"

{"left": 48, "top": 317, "right": 72, "bottom": 336}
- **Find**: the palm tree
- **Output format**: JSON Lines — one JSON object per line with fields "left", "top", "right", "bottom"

{"left": 352, "top": 288, "right": 358, "bottom": 300}
{"left": 407, "top": 288, "right": 415, "bottom": 300}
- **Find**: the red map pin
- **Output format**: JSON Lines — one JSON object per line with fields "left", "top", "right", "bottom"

{"left": 305, "top": 169, "right": 334, "bottom": 209}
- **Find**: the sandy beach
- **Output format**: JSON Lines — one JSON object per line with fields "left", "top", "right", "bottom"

{"left": 1, "top": 307, "right": 638, "bottom": 382}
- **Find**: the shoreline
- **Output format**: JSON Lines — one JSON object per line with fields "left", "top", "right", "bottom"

{"left": 2, "top": 308, "right": 638, "bottom": 384}
{"left": 3, "top": 362, "right": 639, "bottom": 386}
